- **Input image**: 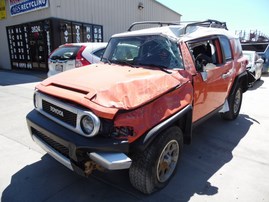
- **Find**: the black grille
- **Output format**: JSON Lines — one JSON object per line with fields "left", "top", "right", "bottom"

{"left": 31, "top": 128, "right": 69, "bottom": 158}
{"left": 42, "top": 100, "right": 77, "bottom": 127}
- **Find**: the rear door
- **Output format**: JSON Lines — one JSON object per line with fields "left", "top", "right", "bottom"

{"left": 189, "top": 36, "right": 233, "bottom": 122}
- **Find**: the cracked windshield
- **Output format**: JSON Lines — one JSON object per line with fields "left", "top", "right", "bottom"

{"left": 102, "top": 35, "right": 184, "bottom": 69}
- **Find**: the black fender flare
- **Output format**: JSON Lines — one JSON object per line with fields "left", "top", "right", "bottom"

{"left": 130, "top": 105, "right": 193, "bottom": 152}
{"left": 230, "top": 71, "right": 249, "bottom": 95}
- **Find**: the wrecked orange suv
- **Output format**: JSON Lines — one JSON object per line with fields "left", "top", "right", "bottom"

{"left": 26, "top": 20, "right": 249, "bottom": 194}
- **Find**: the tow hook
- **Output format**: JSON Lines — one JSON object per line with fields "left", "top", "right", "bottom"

{"left": 84, "top": 161, "right": 105, "bottom": 176}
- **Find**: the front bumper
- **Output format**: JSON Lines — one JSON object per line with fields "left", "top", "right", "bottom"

{"left": 26, "top": 110, "right": 131, "bottom": 175}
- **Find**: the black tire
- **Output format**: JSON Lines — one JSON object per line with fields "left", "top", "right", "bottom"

{"left": 129, "top": 126, "right": 183, "bottom": 194}
{"left": 221, "top": 85, "right": 242, "bottom": 120}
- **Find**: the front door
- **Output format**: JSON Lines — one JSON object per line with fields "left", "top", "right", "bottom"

{"left": 189, "top": 37, "right": 233, "bottom": 122}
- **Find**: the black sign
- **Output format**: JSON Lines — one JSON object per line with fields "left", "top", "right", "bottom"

{"left": 7, "top": 20, "right": 51, "bottom": 70}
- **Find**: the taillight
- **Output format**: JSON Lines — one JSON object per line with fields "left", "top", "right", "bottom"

{"left": 75, "top": 46, "right": 91, "bottom": 67}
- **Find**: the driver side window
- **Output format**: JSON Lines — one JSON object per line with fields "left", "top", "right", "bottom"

{"left": 189, "top": 38, "right": 223, "bottom": 71}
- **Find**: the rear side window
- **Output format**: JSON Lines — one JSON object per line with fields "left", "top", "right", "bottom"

{"left": 49, "top": 46, "right": 80, "bottom": 60}
{"left": 220, "top": 36, "right": 232, "bottom": 61}
{"left": 234, "top": 38, "right": 243, "bottom": 56}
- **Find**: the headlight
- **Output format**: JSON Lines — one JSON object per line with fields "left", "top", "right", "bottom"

{"left": 80, "top": 112, "right": 100, "bottom": 136}
{"left": 81, "top": 115, "right": 94, "bottom": 134}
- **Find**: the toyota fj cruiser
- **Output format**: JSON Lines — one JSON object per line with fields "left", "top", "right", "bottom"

{"left": 26, "top": 20, "right": 249, "bottom": 194}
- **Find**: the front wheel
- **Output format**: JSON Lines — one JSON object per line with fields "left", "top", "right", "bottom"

{"left": 221, "top": 85, "right": 242, "bottom": 120}
{"left": 129, "top": 126, "right": 183, "bottom": 194}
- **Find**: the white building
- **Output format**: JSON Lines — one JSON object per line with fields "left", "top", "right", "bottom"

{"left": 0, "top": 0, "right": 181, "bottom": 72}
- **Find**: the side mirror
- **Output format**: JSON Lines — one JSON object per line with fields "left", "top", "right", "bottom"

{"left": 256, "top": 58, "right": 264, "bottom": 64}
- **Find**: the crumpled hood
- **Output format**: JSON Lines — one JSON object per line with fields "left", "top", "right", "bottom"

{"left": 41, "top": 64, "right": 188, "bottom": 109}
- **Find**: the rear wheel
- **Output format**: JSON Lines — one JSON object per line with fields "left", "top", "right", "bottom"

{"left": 129, "top": 126, "right": 183, "bottom": 194}
{"left": 221, "top": 85, "right": 242, "bottom": 120}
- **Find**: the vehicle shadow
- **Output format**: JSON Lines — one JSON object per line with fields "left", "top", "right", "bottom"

{"left": 0, "top": 70, "right": 46, "bottom": 86}
{"left": 1, "top": 155, "right": 140, "bottom": 202}
{"left": 1, "top": 114, "right": 254, "bottom": 202}
{"left": 160, "top": 113, "right": 255, "bottom": 201}
{"left": 248, "top": 79, "right": 264, "bottom": 91}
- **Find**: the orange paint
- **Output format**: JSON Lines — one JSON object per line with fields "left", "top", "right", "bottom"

{"left": 114, "top": 82, "right": 193, "bottom": 143}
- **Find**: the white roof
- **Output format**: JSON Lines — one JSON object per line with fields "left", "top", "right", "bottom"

{"left": 181, "top": 26, "right": 237, "bottom": 41}
{"left": 60, "top": 42, "right": 107, "bottom": 48}
{"left": 112, "top": 25, "right": 237, "bottom": 42}
{"left": 112, "top": 25, "right": 185, "bottom": 40}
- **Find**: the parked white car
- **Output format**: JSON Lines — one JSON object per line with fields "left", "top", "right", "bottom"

{"left": 243, "top": 50, "right": 264, "bottom": 81}
{"left": 47, "top": 42, "right": 107, "bottom": 77}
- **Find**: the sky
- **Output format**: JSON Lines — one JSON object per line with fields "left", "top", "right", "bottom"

{"left": 157, "top": 0, "right": 269, "bottom": 37}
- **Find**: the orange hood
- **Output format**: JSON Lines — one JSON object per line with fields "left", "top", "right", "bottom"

{"left": 41, "top": 64, "right": 189, "bottom": 110}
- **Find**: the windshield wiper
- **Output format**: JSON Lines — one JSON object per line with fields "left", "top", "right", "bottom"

{"left": 117, "top": 60, "right": 135, "bottom": 68}
{"left": 139, "top": 63, "right": 172, "bottom": 74}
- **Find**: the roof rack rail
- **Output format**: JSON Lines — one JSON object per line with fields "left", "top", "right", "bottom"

{"left": 127, "top": 21, "right": 180, "bottom": 31}
{"left": 182, "top": 19, "right": 228, "bottom": 33}
{"left": 127, "top": 19, "right": 228, "bottom": 34}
